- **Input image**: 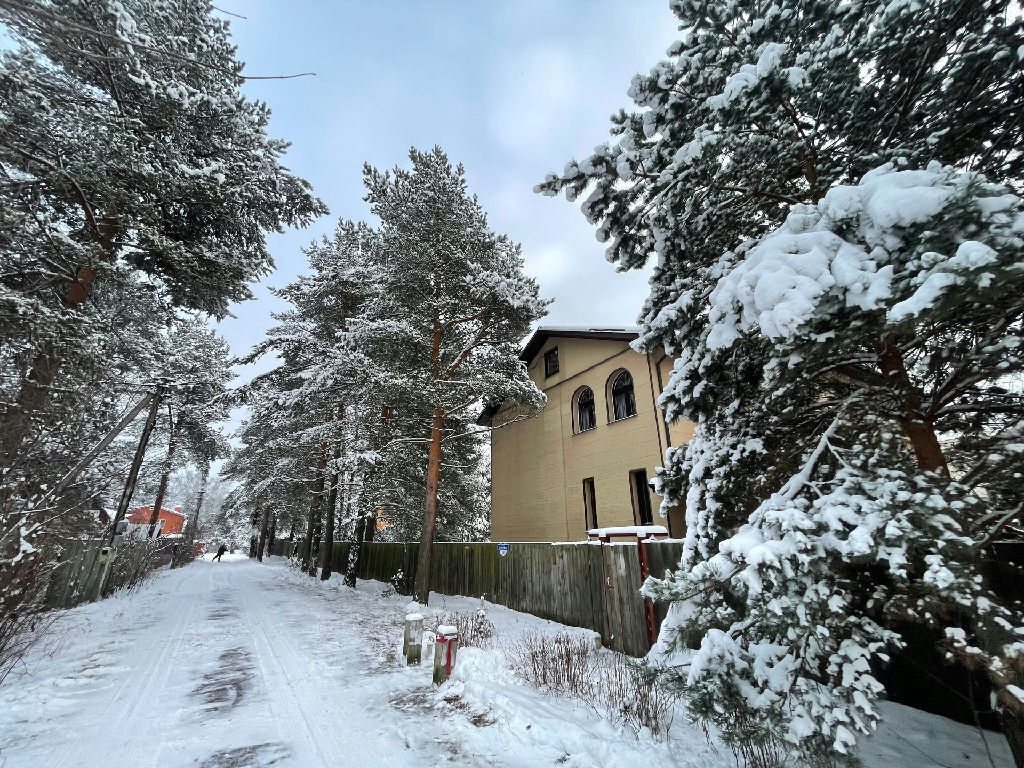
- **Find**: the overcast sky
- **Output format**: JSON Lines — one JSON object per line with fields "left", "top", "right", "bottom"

{"left": 215, "top": 0, "right": 680, "bottom": 373}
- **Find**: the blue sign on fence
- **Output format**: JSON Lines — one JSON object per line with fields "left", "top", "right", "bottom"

{"left": 497, "top": 542, "right": 510, "bottom": 557}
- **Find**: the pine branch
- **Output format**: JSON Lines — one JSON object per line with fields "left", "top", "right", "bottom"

{"left": 0, "top": 0, "right": 315, "bottom": 81}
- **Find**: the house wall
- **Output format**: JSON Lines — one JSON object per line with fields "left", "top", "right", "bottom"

{"left": 126, "top": 507, "right": 186, "bottom": 535}
{"left": 490, "top": 335, "right": 694, "bottom": 542}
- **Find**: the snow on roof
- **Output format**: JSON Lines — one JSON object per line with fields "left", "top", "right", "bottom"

{"left": 587, "top": 525, "right": 668, "bottom": 539}
{"left": 519, "top": 325, "right": 641, "bottom": 363}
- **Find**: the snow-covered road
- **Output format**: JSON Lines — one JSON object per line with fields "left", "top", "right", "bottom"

{"left": 0, "top": 556, "right": 492, "bottom": 768}
{"left": 0, "top": 556, "right": 1013, "bottom": 768}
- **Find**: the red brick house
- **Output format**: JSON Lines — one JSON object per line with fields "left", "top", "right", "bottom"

{"left": 126, "top": 506, "right": 186, "bottom": 538}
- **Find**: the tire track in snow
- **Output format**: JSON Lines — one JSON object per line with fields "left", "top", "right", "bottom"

{"left": 50, "top": 566, "right": 211, "bottom": 768}
{"left": 234, "top": 565, "right": 405, "bottom": 768}
{"left": 232, "top": 569, "right": 350, "bottom": 767}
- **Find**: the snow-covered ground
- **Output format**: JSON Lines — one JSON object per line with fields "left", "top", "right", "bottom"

{"left": 0, "top": 556, "right": 1011, "bottom": 768}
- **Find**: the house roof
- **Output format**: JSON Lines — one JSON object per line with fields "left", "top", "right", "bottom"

{"left": 476, "top": 326, "right": 642, "bottom": 426}
{"left": 518, "top": 325, "right": 640, "bottom": 364}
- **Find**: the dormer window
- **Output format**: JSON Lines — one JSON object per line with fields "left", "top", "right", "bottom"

{"left": 544, "top": 347, "right": 559, "bottom": 377}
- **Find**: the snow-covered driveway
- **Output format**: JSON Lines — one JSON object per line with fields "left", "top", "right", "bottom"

{"left": 0, "top": 557, "right": 1012, "bottom": 768}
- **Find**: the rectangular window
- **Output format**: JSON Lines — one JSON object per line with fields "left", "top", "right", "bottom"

{"left": 583, "top": 477, "right": 598, "bottom": 531}
{"left": 544, "top": 347, "right": 559, "bottom": 377}
{"left": 630, "top": 469, "right": 654, "bottom": 526}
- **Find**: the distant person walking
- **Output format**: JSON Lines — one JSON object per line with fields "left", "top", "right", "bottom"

{"left": 213, "top": 544, "right": 227, "bottom": 562}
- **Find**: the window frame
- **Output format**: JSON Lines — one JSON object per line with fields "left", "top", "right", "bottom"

{"left": 573, "top": 385, "right": 597, "bottom": 433}
{"left": 543, "top": 346, "right": 559, "bottom": 378}
{"left": 582, "top": 477, "right": 598, "bottom": 531}
{"left": 607, "top": 369, "right": 637, "bottom": 422}
{"left": 629, "top": 468, "right": 654, "bottom": 526}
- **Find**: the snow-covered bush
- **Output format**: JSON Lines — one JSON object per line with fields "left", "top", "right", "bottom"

{"left": 437, "top": 610, "right": 496, "bottom": 650}
{"left": 506, "top": 631, "right": 677, "bottom": 738}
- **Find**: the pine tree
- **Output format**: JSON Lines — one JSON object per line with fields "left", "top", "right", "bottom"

{"left": 355, "top": 147, "right": 547, "bottom": 604}
{"left": 540, "top": 1, "right": 1024, "bottom": 764}
{"left": 0, "top": 0, "right": 324, "bottom": 479}
{"left": 0, "top": 0, "right": 323, "bottom": 679}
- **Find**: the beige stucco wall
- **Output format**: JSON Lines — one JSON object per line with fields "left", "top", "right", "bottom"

{"left": 490, "top": 335, "right": 694, "bottom": 542}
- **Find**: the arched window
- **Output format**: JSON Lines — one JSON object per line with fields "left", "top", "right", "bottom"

{"left": 610, "top": 370, "right": 637, "bottom": 421}
{"left": 576, "top": 386, "right": 596, "bottom": 432}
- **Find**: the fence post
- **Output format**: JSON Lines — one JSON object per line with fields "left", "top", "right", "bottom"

{"left": 433, "top": 625, "right": 459, "bottom": 685}
{"left": 91, "top": 544, "right": 114, "bottom": 602}
{"left": 404, "top": 612, "right": 423, "bottom": 665}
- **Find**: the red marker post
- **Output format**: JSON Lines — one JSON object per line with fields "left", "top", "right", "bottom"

{"left": 433, "top": 625, "right": 459, "bottom": 685}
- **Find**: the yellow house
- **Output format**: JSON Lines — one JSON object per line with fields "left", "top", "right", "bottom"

{"left": 479, "top": 326, "right": 693, "bottom": 542}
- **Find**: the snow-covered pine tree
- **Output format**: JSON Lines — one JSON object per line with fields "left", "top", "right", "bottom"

{"left": 0, "top": 0, "right": 325, "bottom": 481}
{"left": 539, "top": 1, "right": 1024, "bottom": 764}
{"left": 143, "top": 318, "right": 233, "bottom": 536}
{"left": 356, "top": 147, "right": 547, "bottom": 604}
{"left": 232, "top": 220, "right": 376, "bottom": 579}
{"left": 0, "top": 0, "right": 323, "bottom": 676}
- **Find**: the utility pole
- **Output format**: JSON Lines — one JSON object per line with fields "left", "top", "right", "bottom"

{"left": 147, "top": 405, "right": 180, "bottom": 537}
{"left": 94, "top": 381, "right": 163, "bottom": 601}
{"left": 108, "top": 382, "right": 164, "bottom": 544}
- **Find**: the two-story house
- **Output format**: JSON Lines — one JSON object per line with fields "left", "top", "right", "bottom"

{"left": 478, "top": 326, "right": 692, "bottom": 541}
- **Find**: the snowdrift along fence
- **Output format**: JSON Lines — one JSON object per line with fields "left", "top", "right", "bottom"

{"left": 43, "top": 537, "right": 174, "bottom": 609}
{"left": 274, "top": 537, "right": 1024, "bottom": 726}
{"left": 276, "top": 539, "right": 684, "bottom": 657}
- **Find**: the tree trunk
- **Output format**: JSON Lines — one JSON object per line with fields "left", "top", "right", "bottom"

{"left": 308, "top": 513, "right": 321, "bottom": 577}
{"left": 413, "top": 406, "right": 445, "bottom": 604}
{"left": 320, "top": 410, "right": 344, "bottom": 581}
{"left": 302, "top": 439, "right": 329, "bottom": 571}
{"left": 177, "top": 464, "right": 208, "bottom": 567}
{"left": 365, "top": 508, "right": 377, "bottom": 545}
{"left": 267, "top": 513, "right": 277, "bottom": 558}
{"left": 256, "top": 508, "right": 270, "bottom": 562}
{"left": 319, "top": 452, "right": 340, "bottom": 581}
{"left": 108, "top": 384, "right": 163, "bottom": 544}
{"left": 0, "top": 266, "right": 98, "bottom": 480}
{"left": 1000, "top": 709, "right": 1024, "bottom": 768}
{"left": 147, "top": 410, "right": 180, "bottom": 537}
{"left": 344, "top": 511, "right": 367, "bottom": 589}
{"left": 0, "top": 344, "right": 61, "bottom": 481}
{"left": 877, "top": 337, "right": 949, "bottom": 476}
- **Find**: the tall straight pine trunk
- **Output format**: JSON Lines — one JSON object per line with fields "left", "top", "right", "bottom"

{"left": 256, "top": 508, "right": 270, "bottom": 562}
{"left": 413, "top": 406, "right": 445, "bottom": 604}
{"left": 267, "top": 513, "right": 277, "bottom": 557}
{"left": 344, "top": 510, "right": 367, "bottom": 588}
{"left": 302, "top": 445, "right": 326, "bottom": 569}
{"left": 177, "top": 464, "right": 208, "bottom": 567}
{"left": 319, "top": 432, "right": 342, "bottom": 580}
{"left": 308, "top": 512, "right": 321, "bottom": 577}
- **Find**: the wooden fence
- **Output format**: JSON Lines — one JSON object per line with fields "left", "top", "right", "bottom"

{"left": 43, "top": 536, "right": 174, "bottom": 609}
{"left": 277, "top": 538, "right": 684, "bottom": 657}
